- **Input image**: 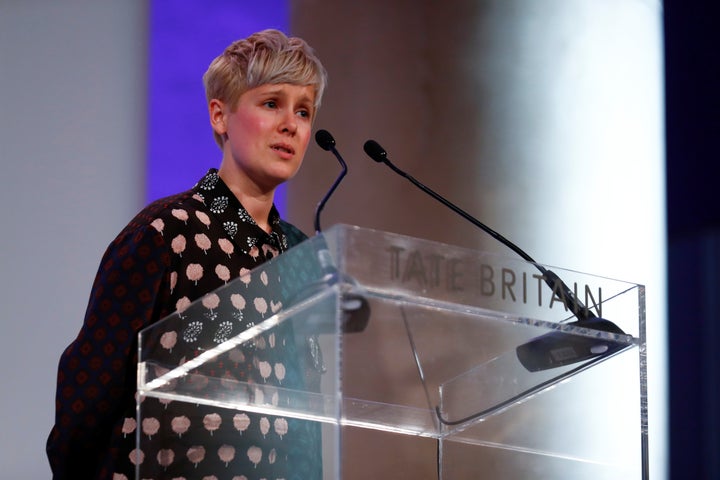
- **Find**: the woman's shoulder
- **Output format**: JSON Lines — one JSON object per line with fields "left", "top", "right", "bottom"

{"left": 104, "top": 190, "right": 206, "bottom": 249}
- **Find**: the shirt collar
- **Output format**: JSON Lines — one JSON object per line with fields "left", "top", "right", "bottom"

{"left": 192, "top": 168, "right": 288, "bottom": 254}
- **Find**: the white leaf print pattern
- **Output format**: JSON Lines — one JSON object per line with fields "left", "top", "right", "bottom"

{"left": 213, "top": 321, "right": 233, "bottom": 344}
{"left": 230, "top": 293, "right": 246, "bottom": 310}
{"left": 203, "top": 413, "right": 221, "bottom": 436}
{"left": 259, "top": 417, "right": 270, "bottom": 438}
{"left": 157, "top": 448, "right": 174, "bottom": 470}
{"left": 247, "top": 446, "right": 262, "bottom": 468}
{"left": 195, "top": 233, "right": 212, "bottom": 254}
{"left": 182, "top": 321, "right": 203, "bottom": 343}
{"left": 176, "top": 296, "right": 191, "bottom": 317}
{"left": 186, "top": 263, "right": 203, "bottom": 285}
{"left": 274, "top": 418, "right": 288, "bottom": 439}
{"left": 171, "top": 415, "right": 191, "bottom": 438}
{"left": 202, "top": 293, "right": 220, "bottom": 312}
{"left": 215, "top": 264, "right": 230, "bottom": 283}
{"left": 187, "top": 445, "right": 206, "bottom": 467}
{"left": 233, "top": 413, "right": 250, "bottom": 435}
{"left": 218, "top": 238, "right": 234, "bottom": 257}
{"left": 171, "top": 235, "right": 186, "bottom": 257}
{"left": 195, "top": 210, "right": 211, "bottom": 228}
{"left": 223, "top": 221, "right": 238, "bottom": 238}
{"left": 254, "top": 297, "right": 268, "bottom": 317}
{"left": 258, "top": 361, "right": 272, "bottom": 382}
{"left": 129, "top": 448, "right": 144, "bottom": 466}
{"left": 218, "top": 444, "right": 236, "bottom": 467}
{"left": 239, "top": 209, "right": 253, "bottom": 223}
{"left": 239, "top": 268, "right": 251, "bottom": 288}
{"left": 171, "top": 208, "right": 189, "bottom": 224}
{"left": 230, "top": 293, "right": 245, "bottom": 322}
{"left": 160, "top": 331, "right": 177, "bottom": 353}
{"left": 228, "top": 348, "right": 245, "bottom": 365}
{"left": 274, "top": 363, "right": 286, "bottom": 384}
{"left": 270, "top": 300, "right": 282, "bottom": 313}
{"left": 142, "top": 418, "right": 160, "bottom": 439}
{"left": 121, "top": 417, "right": 136, "bottom": 438}
{"left": 150, "top": 218, "right": 164, "bottom": 235}
{"left": 199, "top": 170, "right": 218, "bottom": 190}
{"left": 210, "top": 195, "right": 229, "bottom": 214}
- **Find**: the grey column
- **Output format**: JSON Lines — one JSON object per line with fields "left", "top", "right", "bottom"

{"left": 0, "top": 1, "right": 148, "bottom": 477}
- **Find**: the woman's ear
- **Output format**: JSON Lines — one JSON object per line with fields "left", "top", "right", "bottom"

{"left": 209, "top": 99, "right": 227, "bottom": 136}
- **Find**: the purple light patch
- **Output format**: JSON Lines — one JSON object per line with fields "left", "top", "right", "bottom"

{"left": 147, "top": 0, "right": 289, "bottom": 214}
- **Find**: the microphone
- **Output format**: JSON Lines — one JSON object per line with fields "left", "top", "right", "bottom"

{"left": 363, "top": 139, "right": 625, "bottom": 371}
{"left": 294, "top": 129, "right": 369, "bottom": 334}
{"left": 313, "top": 129, "right": 347, "bottom": 234}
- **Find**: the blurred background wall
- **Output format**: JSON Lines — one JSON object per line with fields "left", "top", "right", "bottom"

{"left": 1, "top": 2, "right": 147, "bottom": 478}
{"left": 0, "top": 0, "right": 717, "bottom": 478}
{"left": 290, "top": 1, "right": 664, "bottom": 478}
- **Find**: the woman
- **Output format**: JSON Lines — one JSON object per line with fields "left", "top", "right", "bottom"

{"left": 47, "top": 29, "right": 327, "bottom": 480}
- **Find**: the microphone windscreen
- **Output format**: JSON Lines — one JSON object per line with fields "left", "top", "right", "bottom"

{"left": 363, "top": 140, "right": 387, "bottom": 162}
{"left": 315, "top": 129, "right": 336, "bottom": 151}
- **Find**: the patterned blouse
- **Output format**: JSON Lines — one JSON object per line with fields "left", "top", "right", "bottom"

{"left": 47, "top": 169, "right": 322, "bottom": 480}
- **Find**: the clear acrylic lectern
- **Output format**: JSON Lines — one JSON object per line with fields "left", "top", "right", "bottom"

{"left": 137, "top": 224, "right": 648, "bottom": 479}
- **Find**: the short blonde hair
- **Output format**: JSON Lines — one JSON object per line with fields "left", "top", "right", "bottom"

{"left": 203, "top": 29, "right": 328, "bottom": 146}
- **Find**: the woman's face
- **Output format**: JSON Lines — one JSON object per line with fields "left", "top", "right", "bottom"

{"left": 212, "top": 82, "right": 316, "bottom": 194}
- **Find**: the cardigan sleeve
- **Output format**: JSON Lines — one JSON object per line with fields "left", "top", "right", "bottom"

{"left": 46, "top": 224, "right": 171, "bottom": 479}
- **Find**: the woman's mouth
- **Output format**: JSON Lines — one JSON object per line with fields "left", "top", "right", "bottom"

{"left": 271, "top": 143, "right": 294, "bottom": 155}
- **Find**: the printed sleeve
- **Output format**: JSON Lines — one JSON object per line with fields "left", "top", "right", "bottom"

{"left": 46, "top": 224, "right": 171, "bottom": 479}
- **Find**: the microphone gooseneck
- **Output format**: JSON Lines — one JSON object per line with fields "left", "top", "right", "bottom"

{"left": 364, "top": 139, "right": 628, "bottom": 425}
{"left": 314, "top": 129, "right": 348, "bottom": 233}
{"left": 304, "top": 129, "right": 370, "bottom": 334}
{"left": 363, "top": 139, "right": 595, "bottom": 322}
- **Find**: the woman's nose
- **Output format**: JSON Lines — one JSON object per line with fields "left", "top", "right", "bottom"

{"left": 279, "top": 110, "right": 297, "bottom": 134}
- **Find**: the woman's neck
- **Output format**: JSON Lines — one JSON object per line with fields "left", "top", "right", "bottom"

{"left": 217, "top": 167, "right": 275, "bottom": 233}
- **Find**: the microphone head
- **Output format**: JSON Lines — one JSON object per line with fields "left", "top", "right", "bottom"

{"left": 315, "top": 129, "right": 336, "bottom": 151}
{"left": 363, "top": 139, "right": 387, "bottom": 163}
